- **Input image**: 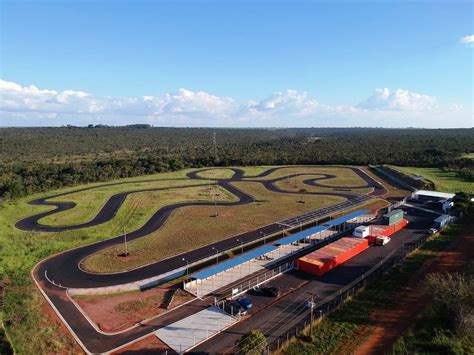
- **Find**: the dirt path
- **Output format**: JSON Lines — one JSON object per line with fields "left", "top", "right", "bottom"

{"left": 353, "top": 226, "right": 474, "bottom": 355}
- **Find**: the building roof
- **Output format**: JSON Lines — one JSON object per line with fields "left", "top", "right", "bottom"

{"left": 322, "top": 209, "right": 370, "bottom": 227}
{"left": 274, "top": 225, "right": 329, "bottom": 246}
{"left": 414, "top": 190, "right": 455, "bottom": 199}
{"left": 191, "top": 244, "right": 278, "bottom": 280}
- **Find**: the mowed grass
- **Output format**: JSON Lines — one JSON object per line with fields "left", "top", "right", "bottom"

{"left": 392, "top": 166, "right": 474, "bottom": 194}
{"left": 248, "top": 166, "right": 368, "bottom": 187}
{"left": 40, "top": 179, "right": 204, "bottom": 226}
{"left": 273, "top": 175, "right": 373, "bottom": 195}
{"left": 195, "top": 168, "right": 236, "bottom": 179}
{"left": 82, "top": 181, "right": 347, "bottom": 273}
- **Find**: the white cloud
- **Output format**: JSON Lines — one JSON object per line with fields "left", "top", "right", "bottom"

{"left": 0, "top": 79, "right": 470, "bottom": 128}
{"left": 460, "top": 34, "right": 474, "bottom": 46}
{"left": 356, "top": 88, "right": 438, "bottom": 111}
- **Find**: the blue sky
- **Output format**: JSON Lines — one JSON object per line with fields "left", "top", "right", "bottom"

{"left": 1, "top": 0, "right": 472, "bottom": 127}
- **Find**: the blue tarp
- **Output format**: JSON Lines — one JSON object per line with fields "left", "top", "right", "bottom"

{"left": 322, "top": 209, "right": 369, "bottom": 227}
{"left": 191, "top": 244, "right": 278, "bottom": 280}
{"left": 274, "top": 225, "right": 329, "bottom": 246}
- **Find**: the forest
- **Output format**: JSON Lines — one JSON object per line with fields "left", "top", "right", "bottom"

{"left": 1, "top": 127, "right": 473, "bottom": 199}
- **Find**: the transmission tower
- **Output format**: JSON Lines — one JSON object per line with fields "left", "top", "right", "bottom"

{"left": 213, "top": 132, "right": 218, "bottom": 163}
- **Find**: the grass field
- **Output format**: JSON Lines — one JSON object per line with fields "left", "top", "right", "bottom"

{"left": 0, "top": 165, "right": 381, "bottom": 353}
{"left": 82, "top": 180, "right": 348, "bottom": 273}
{"left": 392, "top": 166, "right": 474, "bottom": 194}
{"left": 40, "top": 180, "right": 210, "bottom": 226}
{"left": 195, "top": 168, "right": 236, "bottom": 179}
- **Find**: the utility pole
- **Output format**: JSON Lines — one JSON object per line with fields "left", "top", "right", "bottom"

{"left": 123, "top": 226, "right": 128, "bottom": 257}
{"left": 182, "top": 257, "right": 189, "bottom": 277}
{"left": 310, "top": 294, "right": 314, "bottom": 338}
{"left": 213, "top": 193, "right": 219, "bottom": 217}
{"left": 212, "top": 247, "right": 219, "bottom": 264}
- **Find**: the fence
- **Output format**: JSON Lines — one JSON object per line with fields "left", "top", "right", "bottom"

{"left": 216, "top": 261, "right": 295, "bottom": 300}
{"left": 253, "top": 232, "right": 433, "bottom": 354}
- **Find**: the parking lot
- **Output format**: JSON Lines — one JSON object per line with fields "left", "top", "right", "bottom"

{"left": 194, "top": 203, "right": 439, "bottom": 353}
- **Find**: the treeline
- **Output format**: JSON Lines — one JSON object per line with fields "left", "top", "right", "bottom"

{"left": 1, "top": 127, "right": 473, "bottom": 199}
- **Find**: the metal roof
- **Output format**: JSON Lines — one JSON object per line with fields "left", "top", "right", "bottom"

{"left": 322, "top": 209, "right": 370, "bottom": 227}
{"left": 191, "top": 244, "right": 278, "bottom": 280}
{"left": 191, "top": 209, "right": 369, "bottom": 280}
{"left": 274, "top": 225, "right": 329, "bottom": 246}
{"left": 414, "top": 190, "right": 455, "bottom": 199}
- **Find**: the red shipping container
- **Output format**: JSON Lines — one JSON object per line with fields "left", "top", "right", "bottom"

{"left": 297, "top": 237, "right": 369, "bottom": 276}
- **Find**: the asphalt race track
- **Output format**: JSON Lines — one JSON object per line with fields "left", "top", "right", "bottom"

{"left": 16, "top": 166, "right": 386, "bottom": 353}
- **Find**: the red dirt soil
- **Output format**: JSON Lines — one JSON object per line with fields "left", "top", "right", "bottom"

{"left": 353, "top": 226, "right": 474, "bottom": 355}
{"left": 74, "top": 288, "right": 194, "bottom": 332}
{"left": 112, "top": 335, "right": 171, "bottom": 354}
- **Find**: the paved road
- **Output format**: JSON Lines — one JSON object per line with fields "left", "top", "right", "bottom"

{"left": 193, "top": 206, "right": 436, "bottom": 354}
{"left": 19, "top": 166, "right": 386, "bottom": 353}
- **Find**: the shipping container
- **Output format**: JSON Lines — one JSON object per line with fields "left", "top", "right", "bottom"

{"left": 382, "top": 209, "right": 404, "bottom": 226}
{"left": 296, "top": 237, "right": 369, "bottom": 276}
{"left": 353, "top": 225, "right": 370, "bottom": 238}
{"left": 369, "top": 219, "right": 408, "bottom": 237}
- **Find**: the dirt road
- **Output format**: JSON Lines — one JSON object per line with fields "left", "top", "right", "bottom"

{"left": 353, "top": 225, "right": 474, "bottom": 355}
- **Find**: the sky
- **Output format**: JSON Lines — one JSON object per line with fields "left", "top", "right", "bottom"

{"left": 0, "top": 0, "right": 473, "bottom": 128}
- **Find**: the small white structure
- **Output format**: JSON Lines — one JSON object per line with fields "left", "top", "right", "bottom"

{"left": 375, "top": 236, "right": 390, "bottom": 246}
{"left": 412, "top": 190, "right": 455, "bottom": 200}
{"left": 353, "top": 225, "right": 370, "bottom": 238}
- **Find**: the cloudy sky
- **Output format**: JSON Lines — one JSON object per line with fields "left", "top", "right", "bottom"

{"left": 1, "top": 0, "right": 472, "bottom": 128}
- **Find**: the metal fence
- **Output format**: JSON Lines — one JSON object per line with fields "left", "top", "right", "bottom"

{"left": 258, "top": 232, "right": 432, "bottom": 354}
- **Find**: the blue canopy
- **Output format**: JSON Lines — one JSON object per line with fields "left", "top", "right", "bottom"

{"left": 191, "top": 244, "right": 278, "bottom": 280}
{"left": 274, "top": 225, "right": 329, "bottom": 246}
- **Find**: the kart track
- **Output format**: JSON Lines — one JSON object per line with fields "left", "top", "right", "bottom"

{"left": 16, "top": 166, "right": 386, "bottom": 353}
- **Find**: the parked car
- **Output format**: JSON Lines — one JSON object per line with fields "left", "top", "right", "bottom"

{"left": 249, "top": 286, "right": 281, "bottom": 297}
{"left": 237, "top": 297, "right": 253, "bottom": 310}
{"left": 429, "top": 227, "right": 438, "bottom": 234}
{"left": 224, "top": 300, "right": 247, "bottom": 315}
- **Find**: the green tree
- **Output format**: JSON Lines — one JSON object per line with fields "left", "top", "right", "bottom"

{"left": 238, "top": 330, "right": 266, "bottom": 354}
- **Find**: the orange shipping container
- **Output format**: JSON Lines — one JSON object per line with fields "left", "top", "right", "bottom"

{"left": 297, "top": 237, "right": 369, "bottom": 276}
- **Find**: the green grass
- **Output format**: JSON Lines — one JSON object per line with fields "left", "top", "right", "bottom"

{"left": 282, "top": 219, "right": 469, "bottom": 355}
{"left": 248, "top": 166, "right": 368, "bottom": 187}
{"left": 195, "top": 168, "right": 236, "bottom": 179}
{"left": 40, "top": 179, "right": 207, "bottom": 226}
{"left": 392, "top": 166, "right": 474, "bottom": 194}
{"left": 462, "top": 153, "right": 474, "bottom": 159}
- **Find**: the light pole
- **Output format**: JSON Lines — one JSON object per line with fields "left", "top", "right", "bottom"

{"left": 123, "top": 226, "right": 128, "bottom": 257}
{"left": 213, "top": 193, "right": 219, "bottom": 217}
{"left": 307, "top": 291, "right": 319, "bottom": 338}
{"left": 182, "top": 257, "right": 189, "bottom": 277}
{"left": 212, "top": 247, "right": 219, "bottom": 264}
{"left": 236, "top": 238, "right": 243, "bottom": 254}
{"left": 259, "top": 231, "right": 267, "bottom": 244}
